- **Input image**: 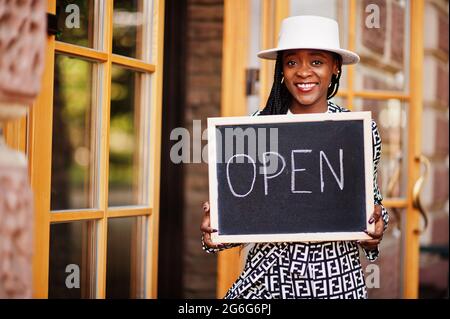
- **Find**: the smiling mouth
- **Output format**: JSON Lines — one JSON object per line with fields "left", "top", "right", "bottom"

{"left": 295, "top": 82, "right": 318, "bottom": 92}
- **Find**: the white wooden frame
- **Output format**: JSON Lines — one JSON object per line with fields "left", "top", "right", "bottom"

{"left": 208, "top": 111, "right": 375, "bottom": 243}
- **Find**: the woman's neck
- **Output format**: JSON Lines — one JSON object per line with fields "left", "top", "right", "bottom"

{"left": 289, "top": 100, "right": 329, "bottom": 114}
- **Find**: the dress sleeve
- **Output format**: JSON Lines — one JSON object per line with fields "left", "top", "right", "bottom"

{"left": 362, "top": 120, "right": 390, "bottom": 262}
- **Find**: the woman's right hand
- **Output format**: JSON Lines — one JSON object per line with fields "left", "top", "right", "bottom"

{"left": 200, "top": 201, "right": 225, "bottom": 249}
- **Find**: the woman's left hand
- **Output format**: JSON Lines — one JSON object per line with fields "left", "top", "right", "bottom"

{"left": 358, "top": 204, "right": 384, "bottom": 251}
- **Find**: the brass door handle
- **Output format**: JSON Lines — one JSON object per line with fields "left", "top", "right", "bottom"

{"left": 412, "top": 154, "right": 430, "bottom": 234}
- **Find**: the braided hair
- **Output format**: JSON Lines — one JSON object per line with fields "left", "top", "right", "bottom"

{"left": 259, "top": 52, "right": 343, "bottom": 115}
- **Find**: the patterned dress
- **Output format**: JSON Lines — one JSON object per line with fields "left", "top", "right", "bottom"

{"left": 202, "top": 101, "right": 389, "bottom": 299}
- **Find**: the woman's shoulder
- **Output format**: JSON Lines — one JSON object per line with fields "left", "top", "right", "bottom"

{"left": 328, "top": 101, "right": 380, "bottom": 132}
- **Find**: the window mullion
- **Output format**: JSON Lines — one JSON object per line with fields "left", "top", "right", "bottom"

{"left": 29, "top": 0, "right": 57, "bottom": 300}
{"left": 145, "top": 0, "right": 165, "bottom": 299}
{"left": 95, "top": 0, "right": 114, "bottom": 299}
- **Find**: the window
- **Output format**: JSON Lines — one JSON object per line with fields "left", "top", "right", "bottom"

{"left": 28, "top": 0, "right": 164, "bottom": 298}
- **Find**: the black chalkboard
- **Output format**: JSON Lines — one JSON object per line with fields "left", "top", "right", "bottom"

{"left": 208, "top": 112, "right": 374, "bottom": 243}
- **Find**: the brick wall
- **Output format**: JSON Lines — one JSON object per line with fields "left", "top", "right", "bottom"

{"left": 356, "top": 0, "right": 406, "bottom": 92}
{"left": 361, "top": 0, "right": 387, "bottom": 55}
{"left": 390, "top": 1, "right": 405, "bottom": 64}
{"left": 183, "top": 0, "right": 224, "bottom": 298}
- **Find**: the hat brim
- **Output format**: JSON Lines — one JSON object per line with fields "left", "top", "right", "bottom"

{"left": 257, "top": 47, "right": 360, "bottom": 65}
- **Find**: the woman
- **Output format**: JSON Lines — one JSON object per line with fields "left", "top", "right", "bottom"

{"left": 201, "top": 15, "right": 389, "bottom": 299}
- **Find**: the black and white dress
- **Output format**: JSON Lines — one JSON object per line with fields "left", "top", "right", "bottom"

{"left": 202, "top": 101, "right": 389, "bottom": 299}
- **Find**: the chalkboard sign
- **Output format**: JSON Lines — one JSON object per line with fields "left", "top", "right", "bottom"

{"left": 208, "top": 111, "right": 374, "bottom": 243}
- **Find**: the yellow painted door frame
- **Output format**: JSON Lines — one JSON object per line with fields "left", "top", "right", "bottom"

{"left": 219, "top": 0, "right": 425, "bottom": 299}
{"left": 29, "top": 0, "right": 56, "bottom": 297}
{"left": 404, "top": 0, "right": 425, "bottom": 299}
{"left": 3, "top": 0, "right": 165, "bottom": 298}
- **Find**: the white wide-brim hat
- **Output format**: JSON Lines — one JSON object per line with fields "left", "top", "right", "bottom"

{"left": 257, "top": 15, "right": 360, "bottom": 65}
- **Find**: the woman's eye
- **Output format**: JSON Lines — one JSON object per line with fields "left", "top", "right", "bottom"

{"left": 287, "top": 60, "right": 296, "bottom": 66}
{"left": 312, "top": 60, "right": 323, "bottom": 66}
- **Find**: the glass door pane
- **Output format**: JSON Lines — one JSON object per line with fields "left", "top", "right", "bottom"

{"left": 353, "top": 98, "right": 408, "bottom": 198}
{"left": 48, "top": 220, "right": 96, "bottom": 298}
{"left": 354, "top": 0, "right": 409, "bottom": 92}
{"left": 113, "top": 0, "right": 151, "bottom": 60}
{"left": 51, "top": 55, "right": 97, "bottom": 210}
{"left": 56, "top": 0, "right": 96, "bottom": 48}
{"left": 106, "top": 216, "right": 145, "bottom": 298}
{"left": 108, "top": 65, "right": 147, "bottom": 207}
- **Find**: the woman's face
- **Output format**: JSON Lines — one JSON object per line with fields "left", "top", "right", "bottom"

{"left": 282, "top": 49, "right": 339, "bottom": 113}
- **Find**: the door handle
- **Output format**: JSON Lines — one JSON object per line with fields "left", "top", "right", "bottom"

{"left": 412, "top": 154, "right": 430, "bottom": 234}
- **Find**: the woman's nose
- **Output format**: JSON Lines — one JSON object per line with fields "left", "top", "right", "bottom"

{"left": 296, "top": 63, "right": 312, "bottom": 77}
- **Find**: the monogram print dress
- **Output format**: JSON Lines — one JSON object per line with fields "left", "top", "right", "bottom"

{"left": 202, "top": 101, "right": 389, "bottom": 299}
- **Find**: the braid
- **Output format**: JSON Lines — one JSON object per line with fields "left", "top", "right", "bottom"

{"left": 260, "top": 53, "right": 291, "bottom": 115}
{"left": 260, "top": 52, "right": 343, "bottom": 115}
{"left": 327, "top": 54, "right": 342, "bottom": 100}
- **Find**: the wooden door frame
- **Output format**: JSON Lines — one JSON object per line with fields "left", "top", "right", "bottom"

{"left": 7, "top": 0, "right": 166, "bottom": 298}
{"left": 404, "top": 0, "right": 424, "bottom": 299}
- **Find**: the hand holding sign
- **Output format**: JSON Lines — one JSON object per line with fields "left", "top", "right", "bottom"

{"left": 200, "top": 201, "right": 224, "bottom": 249}
{"left": 359, "top": 204, "right": 384, "bottom": 250}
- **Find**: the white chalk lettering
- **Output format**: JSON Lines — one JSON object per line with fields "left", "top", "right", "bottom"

{"left": 262, "top": 152, "right": 286, "bottom": 195}
{"left": 291, "top": 150, "right": 313, "bottom": 194}
{"left": 320, "top": 149, "right": 344, "bottom": 192}
{"left": 226, "top": 154, "right": 256, "bottom": 197}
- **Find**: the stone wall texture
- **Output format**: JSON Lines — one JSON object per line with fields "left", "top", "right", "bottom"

{"left": 0, "top": 145, "right": 33, "bottom": 298}
{"left": 0, "top": 0, "right": 46, "bottom": 107}
{"left": 0, "top": 0, "right": 45, "bottom": 299}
